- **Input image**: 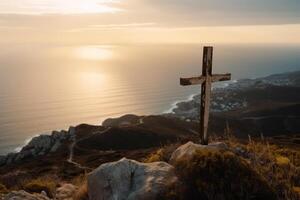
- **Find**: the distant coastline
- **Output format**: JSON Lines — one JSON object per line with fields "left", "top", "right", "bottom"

{"left": 165, "top": 79, "right": 238, "bottom": 115}
{"left": 2, "top": 70, "right": 299, "bottom": 157}
{"left": 169, "top": 70, "right": 300, "bottom": 119}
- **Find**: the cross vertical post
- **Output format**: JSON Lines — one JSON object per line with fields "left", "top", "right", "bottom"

{"left": 180, "top": 46, "right": 231, "bottom": 145}
{"left": 200, "top": 47, "right": 213, "bottom": 145}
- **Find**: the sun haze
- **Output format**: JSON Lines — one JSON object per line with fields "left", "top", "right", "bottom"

{"left": 1, "top": 0, "right": 300, "bottom": 44}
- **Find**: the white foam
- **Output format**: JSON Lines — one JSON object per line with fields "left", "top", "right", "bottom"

{"left": 163, "top": 101, "right": 179, "bottom": 114}
{"left": 163, "top": 93, "right": 198, "bottom": 114}
{"left": 164, "top": 79, "right": 239, "bottom": 114}
{"left": 13, "top": 134, "right": 41, "bottom": 153}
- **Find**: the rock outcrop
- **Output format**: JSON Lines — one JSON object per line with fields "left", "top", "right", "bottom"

{"left": 169, "top": 141, "right": 228, "bottom": 164}
{"left": 56, "top": 184, "right": 77, "bottom": 200}
{"left": 87, "top": 158, "right": 177, "bottom": 200}
{"left": 102, "top": 114, "right": 141, "bottom": 127}
{"left": 0, "top": 127, "right": 75, "bottom": 167}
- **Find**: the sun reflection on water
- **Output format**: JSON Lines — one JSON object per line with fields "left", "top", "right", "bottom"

{"left": 74, "top": 46, "right": 114, "bottom": 61}
{"left": 79, "top": 72, "right": 108, "bottom": 90}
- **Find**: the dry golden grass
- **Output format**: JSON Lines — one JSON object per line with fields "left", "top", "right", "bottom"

{"left": 211, "top": 132, "right": 300, "bottom": 200}
{"left": 294, "top": 187, "right": 300, "bottom": 195}
{"left": 22, "top": 177, "right": 58, "bottom": 198}
{"left": 0, "top": 183, "right": 8, "bottom": 194}
{"left": 39, "top": 135, "right": 300, "bottom": 200}
{"left": 276, "top": 155, "right": 290, "bottom": 166}
{"left": 143, "top": 148, "right": 165, "bottom": 163}
{"left": 143, "top": 143, "right": 180, "bottom": 163}
{"left": 71, "top": 174, "right": 89, "bottom": 200}
{"left": 73, "top": 182, "right": 88, "bottom": 200}
{"left": 171, "top": 149, "right": 277, "bottom": 200}
{"left": 151, "top": 129, "right": 300, "bottom": 200}
{"left": 71, "top": 174, "right": 87, "bottom": 186}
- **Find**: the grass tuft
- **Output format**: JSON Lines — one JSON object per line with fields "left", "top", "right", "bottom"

{"left": 73, "top": 182, "right": 88, "bottom": 200}
{"left": 276, "top": 156, "right": 290, "bottom": 166}
{"left": 144, "top": 149, "right": 165, "bottom": 163}
{"left": 23, "top": 177, "right": 57, "bottom": 198}
{"left": 143, "top": 143, "right": 180, "bottom": 163}
{"left": 0, "top": 183, "right": 8, "bottom": 194}
{"left": 71, "top": 174, "right": 89, "bottom": 200}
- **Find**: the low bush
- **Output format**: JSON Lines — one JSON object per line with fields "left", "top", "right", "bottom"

{"left": 243, "top": 140, "right": 300, "bottom": 199}
{"left": 172, "top": 149, "right": 277, "bottom": 200}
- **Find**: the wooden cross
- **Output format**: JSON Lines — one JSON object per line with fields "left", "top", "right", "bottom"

{"left": 180, "top": 47, "right": 231, "bottom": 145}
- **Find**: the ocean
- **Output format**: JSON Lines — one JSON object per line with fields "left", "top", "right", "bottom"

{"left": 0, "top": 44, "right": 300, "bottom": 155}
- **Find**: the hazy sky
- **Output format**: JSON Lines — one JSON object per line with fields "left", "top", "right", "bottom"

{"left": 0, "top": 0, "right": 300, "bottom": 44}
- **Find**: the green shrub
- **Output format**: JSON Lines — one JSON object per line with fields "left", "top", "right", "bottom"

{"left": 172, "top": 149, "right": 277, "bottom": 200}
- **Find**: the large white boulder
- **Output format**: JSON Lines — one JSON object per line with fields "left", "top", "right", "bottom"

{"left": 3, "top": 190, "right": 50, "bottom": 200}
{"left": 169, "top": 141, "right": 228, "bottom": 164}
{"left": 88, "top": 158, "right": 177, "bottom": 200}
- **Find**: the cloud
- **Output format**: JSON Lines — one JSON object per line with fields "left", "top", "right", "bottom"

{"left": 66, "top": 22, "right": 156, "bottom": 32}
{"left": 140, "top": 0, "right": 300, "bottom": 26}
{"left": 0, "top": 0, "right": 299, "bottom": 44}
{"left": 0, "top": 0, "right": 122, "bottom": 14}
{"left": 0, "top": 0, "right": 299, "bottom": 26}
{"left": 102, "top": 0, "right": 300, "bottom": 26}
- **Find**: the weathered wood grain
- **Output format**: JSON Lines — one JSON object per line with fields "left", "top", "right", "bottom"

{"left": 180, "top": 46, "right": 231, "bottom": 145}
{"left": 180, "top": 76, "right": 205, "bottom": 86}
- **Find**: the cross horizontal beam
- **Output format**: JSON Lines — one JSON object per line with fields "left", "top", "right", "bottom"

{"left": 180, "top": 76, "right": 205, "bottom": 86}
{"left": 180, "top": 73, "right": 231, "bottom": 86}
{"left": 211, "top": 73, "right": 231, "bottom": 82}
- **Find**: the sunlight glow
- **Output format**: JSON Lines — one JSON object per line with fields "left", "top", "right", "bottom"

{"left": 0, "top": 0, "right": 122, "bottom": 14}
{"left": 75, "top": 46, "right": 114, "bottom": 60}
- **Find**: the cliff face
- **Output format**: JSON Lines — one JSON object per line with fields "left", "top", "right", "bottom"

{"left": 0, "top": 115, "right": 199, "bottom": 184}
{"left": 0, "top": 129, "right": 74, "bottom": 167}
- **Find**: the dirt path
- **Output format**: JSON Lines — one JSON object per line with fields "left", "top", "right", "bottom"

{"left": 138, "top": 117, "right": 145, "bottom": 125}
{"left": 67, "top": 127, "right": 111, "bottom": 169}
{"left": 66, "top": 118, "right": 146, "bottom": 169}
